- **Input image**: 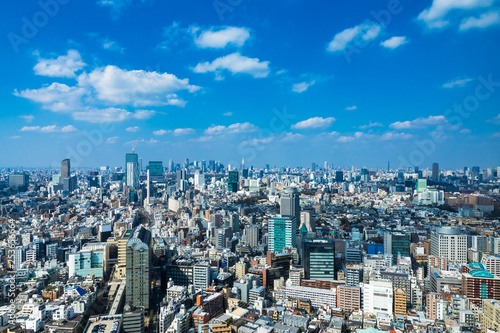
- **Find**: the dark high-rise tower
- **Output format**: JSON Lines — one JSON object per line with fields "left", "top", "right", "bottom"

{"left": 61, "top": 159, "right": 70, "bottom": 183}
{"left": 432, "top": 163, "right": 439, "bottom": 182}
{"left": 303, "top": 238, "right": 335, "bottom": 281}
{"left": 280, "top": 187, "right": 300, "bottom": 223}
{"left": 126, "top": 226, "right": 151, "bottom": 311}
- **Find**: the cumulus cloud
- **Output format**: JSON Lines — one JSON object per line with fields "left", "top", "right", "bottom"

{"left": 205, "top": 122, "right": 258, "bottom": 135}
{"left": 459, "top": 128, "right": 472, "bottom": 134}
{"left": 193, "top": 52, "right": 270, "bottom": 79}
{"left": 78, "top": 65, "right": 199, "bottom": 107}
{"left": 417, "top": 0, "right": 494, "bottom": 29}
{"left": 194, "top": 26, "right": 250, "bottom": 48}
{"left": 14, "top": 83, "right": 87, "bottom": 113}
{"left": 106, "top": 136, "right": 120, "bottom": 144}
{"left": 281, "top": 132, "right": 304, "bottom": 142}
{"left": 443, "top": 77, "right": 473, "bottom": 88}
{"left": 327, "top": 21, "right": 382, "bottom": 52}
{"left": 359, "top": 121, "right": 383, "bottom": 129}
{"left": 72, "top": 108, "right": 155, "bottom": 123}
{"left": 20, "top": 125, "right": 77, "bottom": 133}
{"left": 460, "top": 10, "right": 500, "bottom": 30}
{"left": 126, "top": 126, "right": 140, "bottom": 132}
{"left": 380, "top": 36, "right": 409, "bottom": 49}
{"left": 125, "top": 138, "right": 160, "bottom": 146}
{"left": 153, "top": 129, "right": 169, "bottom": 136}
{"left": 102, "top": 38, "right": 126, "bottom": 53}
{"left": 389, "top": 115, "right": 448, "bottom": 129}
{"left": 173, "top": 128, "right": 195, "bottom": 136}
{"left": 291, "top": 117, "right": 336, "bottom": 129}
{"left": 337, "top": 131, "right": 411, "bottom": 143}
{"left": 292, "top": 80, "right": 316, "bottom": 93}
{"left": 346, "top": 106, "right": 358, "bottom": 111}
{"left": 34, "top": 49, "right": 86, "bottom": 78}
{"left": 223, "top": 112, "right": 233, "bottom": 116}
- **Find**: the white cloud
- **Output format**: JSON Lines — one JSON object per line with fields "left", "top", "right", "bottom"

{"left": 337, "top": 136, "right": 355, "bottom": 143}
{"left": 327, "top": 21, "right": 382, "bottom": 52}
{"left": 281, "top": 132, "right": 304, "bottom": 142}
{"left": 125, "top": 138, "right": 160, "bottom": 146}
{"left": 292, "top": 80, "right": 316, "bottom": 93}
{"left": 20, "top": 124, "right": 77, "bottom": 133}
{"left": 173, "top": 128, "right": 195, "bottom": 136}
{"left": 14, "top": 82, "right": 86, "bottom": 112}
{"left": 346, "top": 106, "right": 358, "bottom": 111}
{"left": 20, "top": 115, "right": 34, "bottom": 123}
{"left": 443, "top": 77, "right": 473, "bottom": 88}
{"left": 153, "top": 129, "right": 169, "bottom": 136}
{"left": 489, "top": 113, "right": 500, "bottom": 124}
{"left": 417, "top": 0, "right": 494, "bottom": 29}
{"left": 72, "top": 108, "right": 155, "bottom": 123}
{"left": 223, "top": 112, "right": 233, "bottom": 116}
{"left": 380, "top": 132, "right": 413, "bottom": 140}
{"left": 359, "top": 121, "right": 383, "bottom": 129}
{"left": 78, "top": 65, "right": 199, "bottom": 107}
{"left": 491, "top": 132, "right": 500, "bottom": 138}
{"left": 460, "top": 10, "right": 500, "bottom": 30}
{"left": 10, "top": 136, "right": 21, "bottom": 139}
{"left": 102, "top": 38, "right": 125, "bottom": 53}
{"left": 460, "top": 128, "right": 472, "bottom": 134}
{"left": 291, "top": 117, "right": 336, "bottom": 129}
{"left": 107, "top": 136, "right": 119, "bottom": 144}
{"left": 193, "top": 52, "right": 270, "bottom": 79}
{"left": 126, "top": 126, "right": 140, "bottom": 132}
{"left": 389, "top": 115, "right": 448, "bottom": 129}
{"left": 194, "top": 26, "right": 250, "bottom": 48}
{"left": 380, "top": 36, "right": 409, "bottom": 49}
{"left": 34, "top": 50, "right": 86, "bottom": 78}
{"left": 205, "top": 122, "right": 258, "bottom": 135}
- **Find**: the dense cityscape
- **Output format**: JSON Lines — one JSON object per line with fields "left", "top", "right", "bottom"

{"left": 0, "top": 156, "right": 499, "bottom": 333}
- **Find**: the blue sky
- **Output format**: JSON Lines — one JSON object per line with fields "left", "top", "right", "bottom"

{"left": 1, "top": 0, "right": 500, "bottom": 170}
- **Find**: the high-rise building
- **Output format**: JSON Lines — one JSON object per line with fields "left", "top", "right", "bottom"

{"left": 228, "top": 170, "right": 239, "bottom": 193}
{"left": 148, "top": 161, "right": 164, "bottom": 182}
{"left": 61, "top": 159, "right": 70, "bottom": 182}
{"left": 431, "top": 227, "right": 467, "bottom": 263}
{"left": 482, "top": 299, "right": 500, "bottom": 333}
{"left": 432, "top": 162, "right": 439, "bottom": 181}
{"left": 335, "top": 171, "right": 343, "bottom": 183}
{"left": 126, "top": 226, "right": 151, "bottom": 311}
{"left": 302, "top": 239, "right": 335, "bottom": 281}
{"left": 268, "top": 214, "right": 297, "bottom": 253}
{"left": 193, "top": 263, "right": 211, "bottom": 292}
{"left": 8, "top": 173, "right": 29, "bottom": 189}
{"left": 245, "top": 225, "right": 259, "bottom": 247}
{"left": 394, "top": 288, "right": 407, "bottom": 318}
{"left": 384, "top": 232, "right": 411, "bottom": 264}
{"left": 280, "top": 187, "right": 300, "bottom": 223}
{"left": 125, "top": 153, "right": 139, "bottom": 189}
{"left": 229, "top": 213, "right": 239, "bottom": 233}
{"left": 362, "top": 279, "right": 393, "bottom": 316}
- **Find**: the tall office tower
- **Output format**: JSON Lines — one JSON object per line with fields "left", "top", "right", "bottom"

{"left": 362, "top": 279, "right": 394, "bottom": 316}
{"left": 280, "top": 187, "right": 300, "bottom": 223}
{"left": 394, "top": 288, "right": 407, "bottom": 318}
{"left": 311, "top": 162, "right": 316, "bottom": 171}
{"left": 302, "top": 239, "right": 335, "bottom": 281}
{"left": 176, "top": 169, "right": 187, "bottom": 191}
{"left": 384, "top": 232, "right": 411, "bottom": 264}
{"left": 194, "top": 171, "right": 205, "bottom": 188}
{"left": 432, "top": 162, "right": 439, "bottom": 181}
{"left": 61, "top": 159, "right": 70, "bottom": 182}
{"left": 14, "top": 246, "right": 25, "bottom": 270}
{"left": 268, "top": 214, "right": 297, "bottom": 252}
{"left": 229, "top": 213, "right": 240, "bottom": 233}
{"left": 228, "top": 170, "right": 239, "bottom": 193}
{"left": 126, "top": 226, "right": 151, "bottom": 311}
{"left": 324, "top": 161, "right": 328, "bottom": 170}
{"left": 168, "top": 159, "right": 174, "bottom": 172}
{"left": 245, "top": 225, "right": 259, "bottom": 247}
{"left": 482, "top": 299, "right": 500, "bottom": 332}
{"left": 193, "top": 263, "right": 211, "bottom": 292}
{"left": 148, "top": 161, "right": 164, "bottom": 182}
{"left": 361, "top": 168, "right": 369, "bottom": 182}
{"left": 241, "top": 158, "right": 245, "bottom": 171}
{"left": 335, "top": 171, "right": 344, "bottom": 183}
{"left": 398, "top": 169, "right": 405, "bottom": 182}
{"left": 430, "top": 227, "right": 467, "bottom": 263}
{"left": 414, "top": 166, "right": 419, "bottom": 174}
{"left": 125, "top": 152, "right": 139, "bottom": 188}
{"left": 8, "top": 173, "right": 29, "bottom": 189}
{"left": 215, "top": 228, "right": 232, "bottom": 248}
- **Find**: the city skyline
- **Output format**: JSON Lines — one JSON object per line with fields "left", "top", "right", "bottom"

{"left": 2, "top": 0, "right": 500, "bottom": 168}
